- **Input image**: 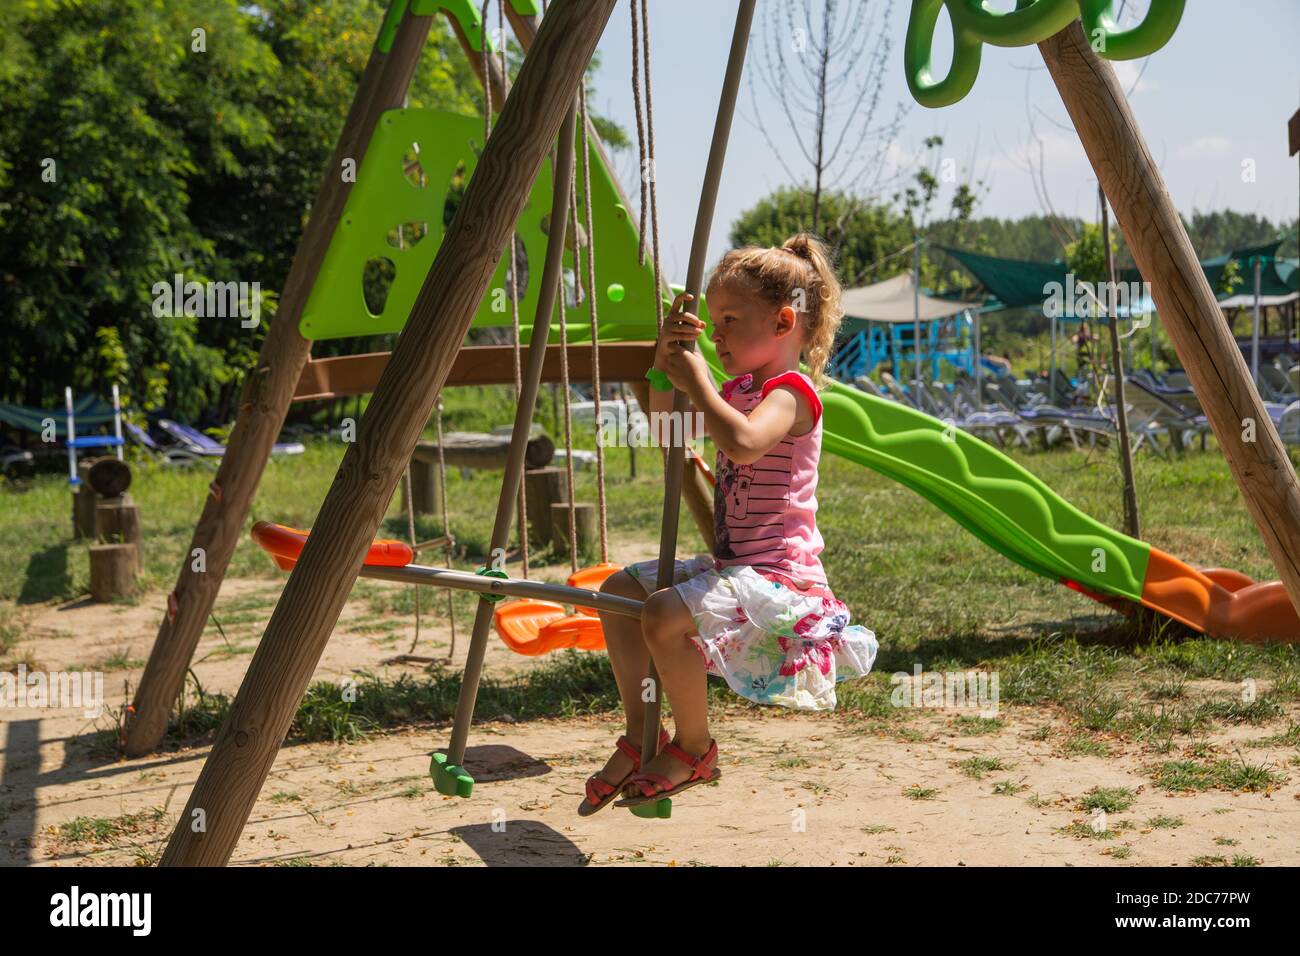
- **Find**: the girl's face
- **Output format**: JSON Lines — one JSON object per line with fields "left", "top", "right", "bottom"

{"left": 706, "top": 282, "right": 797, "bottom": 376}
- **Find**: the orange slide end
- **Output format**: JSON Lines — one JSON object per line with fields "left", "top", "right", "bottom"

{"left": 250, "top": 521, "right": 414, "bottom": 571}
{"left": 1140, "top": 548, "right": 1300, "bottom": 643}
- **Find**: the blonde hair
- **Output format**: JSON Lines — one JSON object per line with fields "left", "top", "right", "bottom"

{"left": 705, "top": 233, "right": 844, "bottom": 386}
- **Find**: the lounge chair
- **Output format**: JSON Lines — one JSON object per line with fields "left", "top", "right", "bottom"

{"left": 126, "top": 422, "right": 206, "bottom": 465}
{"left": 1280, "top": 401, "right": 1300, "bottom": 446}
{"left": 1121, "top": 377, "right": 1207, "bottom": 453}
{"left": 158, "top": 419, "right": 305, "bottom": 458}
{"left": 912, "top": 379, "right": 1035, "bottom": 449}
{"left": 1, "top": 444, "right": 34, "bottom": 475}
{"left": 1259, "top": 364, "right": 1298, "bottom": 404}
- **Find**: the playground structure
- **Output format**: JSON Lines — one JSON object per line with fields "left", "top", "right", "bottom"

{"left": 119, "top": 0, "right": 1300, "bottom": 865}
{"left": 847, "top": 315, "right": 978, "bottom": 381}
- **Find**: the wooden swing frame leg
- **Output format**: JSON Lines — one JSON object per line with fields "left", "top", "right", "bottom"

{"left": 158, "top": 0, "right": 616, "bottom": 866}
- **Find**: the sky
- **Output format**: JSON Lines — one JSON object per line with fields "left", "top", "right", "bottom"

{"left": 586, "top": 0, "right": 1300, "bottom": 276}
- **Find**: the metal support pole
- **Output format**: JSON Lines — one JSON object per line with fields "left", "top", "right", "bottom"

{"left": 913, "top": 238, "right": 922, "bottom": 406}
{"left": 112, "top": 384, "right": 124, "bottom": 461}
{"left": 64, "top": 386, "right": 77, "bottom": 487}
{"left": 444, "top": 102, "right": 581, "bottom": 771}
{"left": 1251, "top": 257, "right": 1263, "bottom": 385}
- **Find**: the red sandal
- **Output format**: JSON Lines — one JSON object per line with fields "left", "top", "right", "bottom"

{"left": 614, "top": 739, "right": 722, "bottom": 808}
{"left": 579, "top": 729, "right": 671, "bottom": 816}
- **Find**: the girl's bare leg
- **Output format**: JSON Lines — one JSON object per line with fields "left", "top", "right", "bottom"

{"left": 591, "top": 571, "right": 661, "bottom": 783}
{"left": 636, "top": 586, "right": 712, "bottom": 787}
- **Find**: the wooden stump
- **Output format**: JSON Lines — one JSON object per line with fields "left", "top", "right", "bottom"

{"left": 550, "top": 502, "right": 597, "bottom": 558}
{"left": 73, "top": 460, "right": 99, "bottom": 539}
{"left": 408, "top": 457, "right": 440, "bottom": 516}
{"left": 88, "top": 457, "right": 132, "bottom": 497}
{"left": 96, "top": 495, "right": 143, "bottom": 572}
{"left": 90, "top": 544, "right": 139, "bottom": 602}
{"left": 525, "top": 467, "right": 568, "bottom": 543}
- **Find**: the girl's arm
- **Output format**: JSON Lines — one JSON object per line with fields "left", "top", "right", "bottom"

{"left": 687, "top": 380, "right": 814, "bottom": 465}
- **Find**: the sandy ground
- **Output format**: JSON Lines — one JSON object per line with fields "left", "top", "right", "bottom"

{"left": 2, "top": 537, "right": 1298, "bottom": 867}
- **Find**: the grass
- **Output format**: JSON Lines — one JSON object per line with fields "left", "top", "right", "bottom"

{"left": 57, "top": 807, "right": 167, "bottom": 845}
{"left": 956, "top": 755, "right": 1010, "bottom": 779}
{"left": 1151, "top": 755, "right": 1285, "bottom": 793}
{"left": 1080, "top": 787, "right": 1135, "bottom": 813}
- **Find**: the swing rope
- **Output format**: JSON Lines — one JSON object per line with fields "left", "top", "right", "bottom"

{"left": 559, "top": 167, "right": 580, "bottom": 573}
{"left": 482, "top": 0, "right": 531, "bottom": 579}
{"left": 578, "top": 86, "right": 609, "bottom": 564}
{"left": 434, "top": 398, "right": 456, "bottom": 659}
{"left": 402, "top": 464, "right": 422, "bottom": 650}
{"left": 630, "top": 0, "right": 665, "bottom": 332}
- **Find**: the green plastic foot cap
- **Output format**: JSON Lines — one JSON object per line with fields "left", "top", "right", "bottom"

{"left": 431, "top": 752, "right": 475, "bottom": 798}
{"left": 629, "top": 798, "right": 671, "bottom": 819}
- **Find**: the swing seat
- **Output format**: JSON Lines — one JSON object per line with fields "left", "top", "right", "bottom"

{"left": 251, "top": 521, "right": 414, "bottom": 571}
{"left": 493, "top": 597, "right": 612, "bottom": 655}
{"left": 493, "top": 599, "right": 568, "bottom": 655}
{"left": 494, "top": 604, "right": 608, "bottom": 655}
{"left": 566, "top": 562, "right": 622, "bottom": 616}
{"left": 540, "top": 612, "right": 607, "bottom": 650}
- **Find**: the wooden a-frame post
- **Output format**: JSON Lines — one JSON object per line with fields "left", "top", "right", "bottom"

{"left": 123, "top": 5, "right": 437, "bottom": 757}
{"left": 159, "top": 0, "right": 617, "bottom": 867}
{"left": 1039, "top": 20, "right": 1300, "bottom": 618}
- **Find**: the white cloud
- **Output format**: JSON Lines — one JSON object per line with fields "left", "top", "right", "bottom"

{"left": 1110, "top": 60, "right": 1156, "bottom": 95}
{"left": 1177, "top": 136, "right": 1234, "bottom": 158}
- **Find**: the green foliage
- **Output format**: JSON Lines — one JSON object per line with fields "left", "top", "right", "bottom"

{"left": 0, "top": 0, "right": 481, "bottom": 420}
{"left": 1065, "top": 223, "right": 1116, "bottom": 286}
{"left": 730, "top": 186, "right": 914, "bottom": 289}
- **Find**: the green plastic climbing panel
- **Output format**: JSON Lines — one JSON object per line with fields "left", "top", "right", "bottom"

{"left": 300, "top": 107, "right": 663, "bottom": 344}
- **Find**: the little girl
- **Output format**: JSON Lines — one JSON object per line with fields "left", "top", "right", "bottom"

{"left": 579, "top": 233, "right": 878, "bottom": 815}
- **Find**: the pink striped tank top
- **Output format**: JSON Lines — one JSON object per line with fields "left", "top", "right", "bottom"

{"left": 711, "top": 370, "right": 827, "bottom": 586}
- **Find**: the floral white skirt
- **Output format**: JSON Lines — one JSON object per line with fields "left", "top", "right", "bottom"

{"left": 625, "top": 555, "right": 878, "bottom": 711}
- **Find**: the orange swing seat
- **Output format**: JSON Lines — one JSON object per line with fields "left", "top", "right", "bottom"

{"left": 251, "top": 521, "right": 414, "bottom": 571}
{"left": 493, "top": 562, "right": 624, "bottom": 654}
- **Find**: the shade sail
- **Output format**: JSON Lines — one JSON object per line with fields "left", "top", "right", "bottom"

{"left": 840, "top": 272, "right": 978, "bottom": 323}
{"left": 941, "top": 240, "right": 1297, "bottom": 306}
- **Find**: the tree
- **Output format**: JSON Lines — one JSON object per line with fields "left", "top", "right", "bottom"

{"left": 0, "top": 1, "right": 625, "bottom": 423}
{"left": 746, "top": 0, "right": 905, "bottom": 235}
{"left": 730, "top": 186, "right": 914, "bottom": 288}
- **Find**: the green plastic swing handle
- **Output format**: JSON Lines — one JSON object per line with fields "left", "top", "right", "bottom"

{"left": 645, "top": 368, "right": 673, "bottom": 392}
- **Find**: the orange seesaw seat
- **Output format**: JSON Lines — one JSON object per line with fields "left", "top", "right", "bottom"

{"left": 251, "top": 521, "right": 414, "bottom": 571}
{"left": 494, "top": 563, "right": 623, "bottom": 655}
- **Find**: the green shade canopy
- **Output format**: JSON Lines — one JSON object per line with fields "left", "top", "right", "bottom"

{"left": 940, "top": 239, "right": 1298, "bottom": 308}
